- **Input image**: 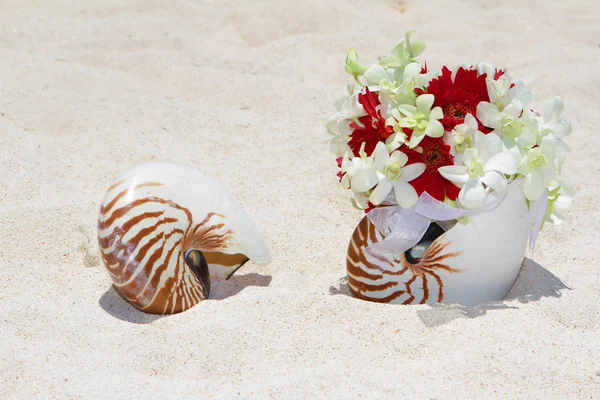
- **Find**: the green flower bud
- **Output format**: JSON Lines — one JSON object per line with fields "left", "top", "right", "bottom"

{"left": 345, "top": 48, "right": 368, "bottom": 79}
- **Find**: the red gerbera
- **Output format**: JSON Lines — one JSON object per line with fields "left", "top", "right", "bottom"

{"left": 419, "top": 66, "right": 491, "bottom": 133}
{"left": 347, "top": 87, "right": 394, "bottom": 156}
{"left": 404, "top": 136, "right": 460, "bottom": 202}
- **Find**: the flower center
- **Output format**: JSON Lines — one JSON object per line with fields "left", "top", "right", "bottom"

{"left": 503, "top": 119, "right": 523, "bottom": 138}
{"left": 404, "top": 112, "right": 428, "bottom": 132}
{"left": 443, "top": 102, "right": 471, "bottom": 119}
{"left": 385, "top": 161, "right": 403, "bottom": 181}
{"left": 530, "top": 153, "right": 547, "bottom": 168}
{"left": 466, "top": 157, "right": 485, "bottom": 178}
{"left": 452, "top": 132, "right": 473, "bottom": 154}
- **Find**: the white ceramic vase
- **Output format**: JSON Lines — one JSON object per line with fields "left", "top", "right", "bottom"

{"left": 346, "top": 181, "right": 531, "bottom": 305}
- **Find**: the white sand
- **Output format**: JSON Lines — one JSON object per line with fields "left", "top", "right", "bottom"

{"left": 1, "top": 0, "right": 599, "bottom": 398}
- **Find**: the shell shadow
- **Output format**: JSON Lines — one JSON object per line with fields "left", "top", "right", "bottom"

{"left": 99, "top": 285, "right": 164, "bottom": 324}
{"left": 99, "top": 273, "right": 272, "bottom": 323}
{"left": 329, "top": 258, "right": 570, "bottom": 327}
{"left": 209, "top": 273, "right": 272, "bottom": 301}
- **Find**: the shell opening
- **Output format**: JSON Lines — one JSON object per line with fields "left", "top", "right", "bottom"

{"left": 404, "top": 222, "right": 446, "bottom": 264}
{"left": 184, "top": 249, "right": 211, "bottom": 298}
{"left": 203, "top": 252, "right": 250, "bottom": 280}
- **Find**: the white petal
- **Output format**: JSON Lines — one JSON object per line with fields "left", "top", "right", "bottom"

{"left": 351, "top": 167, "right": 379, "bottom": 192}
{"left": 342, "top": 95, "right": 366, "bottom": 118}
{"left": 459, "top": 179, "right": 486, "bottom": 209}
{"left": 552, "top": 121, "right": 572, "bottom": 138}
{"left": 373, "top": 142, "right": 390, "bottom": 173}
{"left": 463, "top": 148, "right": 479, "bottom": 164}
{"left": 438, "top": 165, "right": 469, "bottom": 183}
{"left": 474, "top": 131, "right": 493, "bottom": 161}
{"left": 329, "top": 135, "right": 351, "bottom": 157}
{"left": 398, "top": 104, "right": 416, "bottom": 117}
{"left": 485, "top": 151, "right": 517, "bottom": 175}
{"left": 503, "top": 100, "right": 523, "bottom": 120}
{"left": 518, "top": 132, "right": 536, "bottom": 149}
{"left": 486, "top": 131, "right": 503, "bottom": 154}
{"left": 401, "top": 162, "right": 426, "bottom": 182}
{"left": 408, "top": 131, "right": 425, "bottom": 148}
{"left": 364, "top": 65, "right": 391, "bottom": 86}
{"left": 341, "top": 173, "right": 350, "bottom": 189}
{"left": 523, "top": 170, "right": 545, "bottom": 201}
{"left": 393, "top": 181, "right": 419, "bottom": 208}
{"left": 481, "top": 171, "right": 507, "bottom": 195}
{"left": 416, "top": 94, "right": 435, "bottom": 114}
{"left": 464, "top": 113, "right": 478, "bottom": 132}
{"left": 477, "top": 62, "right": 495, "bottom": 78}
{"left": 325, "top": 114, "right": 339, "bottom": 133}
{"left": 338, "top": 119, "right": 353, "bottom": 136}
{"left": 428, "top": 106, "right": 443, "bottom": 121}
{"left": 389, "top": 150, "right": 408, "bottom": 166}
{"left": 425, "top": 119, "right": 444, "bottom": 138}
{"left": 404, "top": 62, "right": 422, "bottom": 79}
{"left": 369, "top": 179, "right": 393, "bottom": 205}
{"left": 541, "top": 166, "right": 556, "bottom": 185}
{"left": 476, "top": 102, "right": 502, "bottom": 129}
{"left": 333, "top": 95, "right": 348, "bottom": 112}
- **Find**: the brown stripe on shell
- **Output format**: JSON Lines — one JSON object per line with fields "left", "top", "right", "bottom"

{"left": 98, "top": 179, "right": 221, "bottom": 315}
{"left": 346, "top": 215, "right": 463, "bottom": 305}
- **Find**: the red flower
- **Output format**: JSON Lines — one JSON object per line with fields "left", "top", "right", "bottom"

{"left": 336, "top": 157, "right": 344, "bottom": 182}
{"left": 420, "top": 66, "right": 491, "bottom": 133}
{"left": 404, "top": 135, "right": 460, "bottom": 202}
{"left": 347, "top": 87, "right": 394, "bottom": 156}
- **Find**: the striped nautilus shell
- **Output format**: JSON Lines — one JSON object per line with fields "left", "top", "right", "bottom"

{"left": 347, "top": 181, "right": 533, "bottom": 305}
{"left": 97, "top": 161, "right": 270, "bottom": 314}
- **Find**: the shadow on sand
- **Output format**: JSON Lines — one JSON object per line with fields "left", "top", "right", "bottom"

{"left": 99, "top": 273, "right": 272, "bottom": 323}
{"left": 329, "top": 258, "right": 570, "bottom": 327}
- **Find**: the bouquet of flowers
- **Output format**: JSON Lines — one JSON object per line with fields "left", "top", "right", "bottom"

{"left": 326, "top": 31, "right": 573, "bottom": 230}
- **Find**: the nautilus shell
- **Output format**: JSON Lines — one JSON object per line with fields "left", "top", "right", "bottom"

{"left": 347, "top": 182, "right": 531, "bottom": 305}
{"left": 97, "top": 161, "right": 270, "bottom": 314}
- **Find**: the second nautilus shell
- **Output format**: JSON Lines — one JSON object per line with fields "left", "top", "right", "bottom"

{"left": 97, "top": 161, "right": 270, "bottom": 314}
{"left": 347, "top": 182, "right": 532, "bottom": 305}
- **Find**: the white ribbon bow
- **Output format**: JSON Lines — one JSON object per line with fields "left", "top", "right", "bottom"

{"left": 366, "top": 185, "right": 547, "bottom": 258}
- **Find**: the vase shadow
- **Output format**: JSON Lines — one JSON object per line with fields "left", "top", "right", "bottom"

{"left": 329, "top": 257, "right": 570, "bottom": 327}
{"left": 99, "top": 273, "right": 272, "bottom": 323}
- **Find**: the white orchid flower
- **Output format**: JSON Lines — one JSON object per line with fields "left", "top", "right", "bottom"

{"left": 539, "top": 134, "right": 570, "bottom": 175}
{"left": 438, "top": 132, "right": 517, "bottom": 209}
{"left": 517, "top": 144, "right": 557, "bottom": 201}
{"left": 476, "top": 99, "right": 537, "bottom": 160}
{"left": 476, "top": 62, "right": 498, "bottom": 79}
{"left": 539, "top": 97, "right": 572, "bottom": 140}
{"left": 544, "top": 179, "right": 575, "bottom": 226}
{"left": 486, "top": 75, "right": 532, "bottom": 110}
{"left": 363, "top": 62, "right": 421, "bottom": 91}
{"left": 340, "top": 144, "right": 379, "bottom": 193}
{"left": 326, "top": 92, "right": 367, "bottom": 156}
{"left": 444, "top": 113, "right": 478, "bottom": 164}
{"left": 379, "top": 31, "right": 426, "bottom": 69}
{"left": 398, "top": 94, "right": 444, "bottom": 148}
{"left": 384, "top": 130, "right": 409, "bottom": 153}
{"left": 330, "top": 135, "right": 351, "bottom": 157}
{"left": 368, "top": 142, "right": 425, "bottom": 208}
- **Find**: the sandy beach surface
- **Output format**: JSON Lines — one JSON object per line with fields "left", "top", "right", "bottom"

{"left": 1, "top": 0, "right": 600, "bottom": 398}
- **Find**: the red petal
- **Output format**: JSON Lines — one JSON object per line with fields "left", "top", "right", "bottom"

{"left": 445, "top": 180, "right": 461, "bottom": 201}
